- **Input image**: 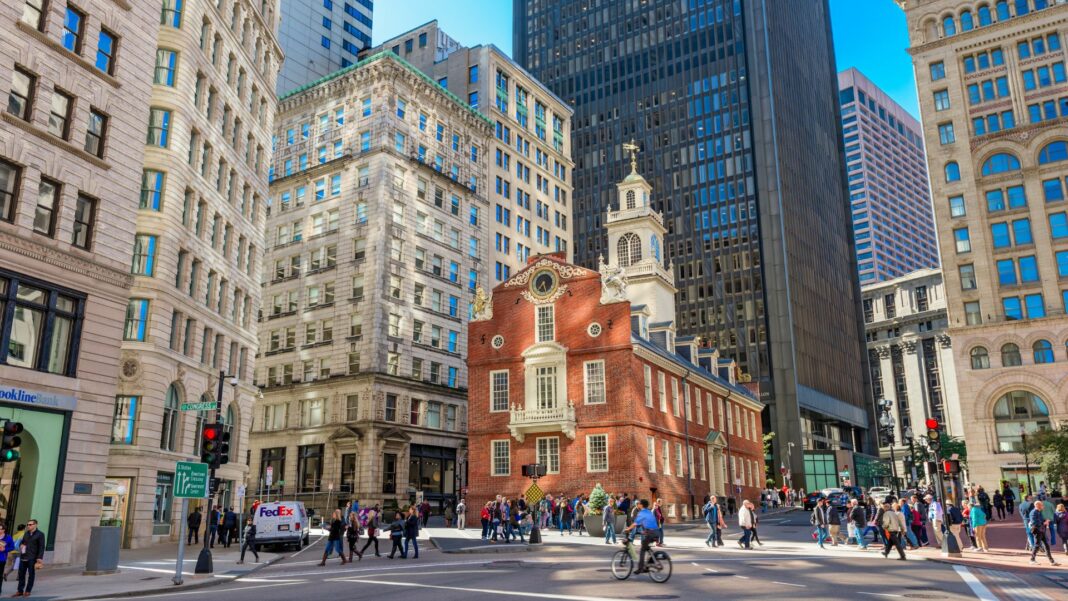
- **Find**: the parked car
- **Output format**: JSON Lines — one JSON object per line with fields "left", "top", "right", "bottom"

{"left": 868, "top": 486, "right": 892, "bottom": 504}
{"left": 827, "top": 492, "right": 851, "bottom": 513}
{"left": 842, "top": 486, "right": 865, "bottom": 502}
{"left": 803, "top": 492, "right": 824, "bottom": 511}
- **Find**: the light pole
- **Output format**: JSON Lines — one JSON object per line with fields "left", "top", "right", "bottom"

{"left": 877, "top": 399, "right": 900, "bottom": 495}
{"left": 1020, "top": 425, "right": 1035, "bottom": 495}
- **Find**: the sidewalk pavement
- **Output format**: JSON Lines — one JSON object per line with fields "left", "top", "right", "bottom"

{"left": 22, "top": 539, "right": 288, "bottom": 600}
{"left": 907, "top": 516, "right": 1068, "bottom": 574}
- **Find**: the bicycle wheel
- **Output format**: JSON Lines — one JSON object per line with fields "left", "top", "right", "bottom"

{"left": 648, "top": 551, "right": 672, "bottom": 583}
{"left": 611, "top": 550, "right": 633, "bottom": 580}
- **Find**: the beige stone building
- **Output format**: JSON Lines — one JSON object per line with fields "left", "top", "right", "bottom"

{"left": 862, "top": 268, "right": 963, "bottom": 487}
{"left": 106, "top": 0, "right": 282, "bottom": 549}
{"left": 373, "top": 21, "right": 574, "bottom": 284}
{"left": 897, "top": 0, "right": 1068, "bottom": 490}
{"left": 249, "top": 51, "right": 492, "bottom": 516}
{"left": 0, "top": 0, "right": 158, "bottom": 563}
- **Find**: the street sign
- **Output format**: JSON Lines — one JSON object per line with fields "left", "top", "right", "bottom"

{"left": 237, "top": 485, "right": 246, "bottom": 498}
{"left": 181, "top": 401, "right": 216, "bottom": 412}
{"left": 266, "top": 466, "right": 273, "bottom": 486}
{"left": 174, "top": 461, "right": 209, "bottom": 498}
{"left": 838, "top": 470, "right": 850, "bottom": 478}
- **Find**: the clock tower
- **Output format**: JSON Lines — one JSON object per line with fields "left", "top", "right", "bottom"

{"left": 605, "top": 142, "right": 677, "bottom": 330}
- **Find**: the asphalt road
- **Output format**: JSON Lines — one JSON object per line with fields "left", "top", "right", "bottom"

{"left": 89, "top": 512, "right": 1063, "bottom": 601}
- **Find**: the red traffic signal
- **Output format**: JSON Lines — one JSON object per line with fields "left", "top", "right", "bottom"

{"left": 925, "top": 418, "right": 940, "bottom": 430}
{"left": 201, "top": 424, "right": 223, "bottom": 466}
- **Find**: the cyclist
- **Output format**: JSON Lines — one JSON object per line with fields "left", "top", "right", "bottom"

{"left": 622, "top": 499, "right": 660, "bottom": 573}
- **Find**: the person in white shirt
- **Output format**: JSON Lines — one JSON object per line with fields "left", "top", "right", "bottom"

{"left": 925, "top": 494, "right": 944, "bottom": 545}
{"left": 737, "top": 500, "right": 755, "bottom": 549}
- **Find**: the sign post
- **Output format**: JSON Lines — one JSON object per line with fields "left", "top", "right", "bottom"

{"left": 173, "top": 462, "right": 209, "bottom": 585}
{"left": 266, "top": 466, "right": 273, "bottom": 503}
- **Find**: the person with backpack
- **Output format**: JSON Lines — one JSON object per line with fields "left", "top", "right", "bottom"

{"left": 703, "top": 495, "right": 725, "bottom": 547}
{"left": 880, "top": 501, "right": 906, "bottom": 560}
{"left": 359, "top": 509, "right": 381, "bottom": 557}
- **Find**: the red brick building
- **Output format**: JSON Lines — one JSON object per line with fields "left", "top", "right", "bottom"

{"left": 465, "top": 166, "right": 764, "bottom": 522}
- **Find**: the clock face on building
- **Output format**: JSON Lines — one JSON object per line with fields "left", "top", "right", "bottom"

{"left": 529, "top": 269, "right": 558, "bottom": 299}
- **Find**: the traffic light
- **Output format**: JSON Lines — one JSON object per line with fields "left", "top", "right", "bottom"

{"left": 926, "top": 418, "right": 942, "bottom": 455}
{"left": 943, "top": 459, "right": 961, "bottom": 474}
{"left": 201, "top": 424, "right": 222, "bottom": 466}
{"left": 217, "top": 430, "right": 231, "bottom": 466}
{"left": 0, "top": 421, "right": 23, "bottom": 463}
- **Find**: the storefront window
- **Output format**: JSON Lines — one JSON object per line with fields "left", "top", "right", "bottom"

{"left": 297, "top": 444, "right": 322, "bottom": 492}
{"left": 260, "top": 447, "right": 285, "bottom": 494}
{"left": 407, "top": 445, "right": 457, "bottom": 505}
{"left": 0, "top": 271, "right": 84, "bottom": 376}
{"left": 153, "top": 472, "right": 174, "bottom": 535}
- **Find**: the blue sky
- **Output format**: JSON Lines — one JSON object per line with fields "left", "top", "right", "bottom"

{"left": 373, "top": 0, "right": 919, "bottom": 118}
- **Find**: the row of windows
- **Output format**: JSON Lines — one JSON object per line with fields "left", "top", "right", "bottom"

{"left": 20, "top": 2, "right": 119, "bottom": 75}
{"left": 260, "top": 350, "right": 461, "bottom": 389}
{"left": 259, "top": 393, "right": 458, "bottom": 433}
{"left": 958, "top": 288, "right": 1068, "bottom": 326}
{"left": 112, "top": 383, "right": 239, "bottom": 458}
{"left": 937, "top": 0, "right": 1052, "bottom": 38}
{"left": 970, "top": 340, "right": 1068, "bottom": 368}
{"left": 7, "top": 67, "right": 109, "bottom": 159}
{"left": 0, "top": 159, "right": 97, "bottom": 248}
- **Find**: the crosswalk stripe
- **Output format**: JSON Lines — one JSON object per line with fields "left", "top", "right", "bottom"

{"left": 976, "top": 568, "right": 1052, "bottom": 601}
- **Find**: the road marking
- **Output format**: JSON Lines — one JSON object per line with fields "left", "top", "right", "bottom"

{"left": 734, "top": 575, "right": 750, "bottom": 579}
{"left": 704, "top": 567, "right": 720, "bottom": 573}
{"left": 256, "top": 558, "right": 491, "bottom": 579}
{"left": 773, "top": 581, "right": 806, "bottom": 588}
{"left": 90, "top": 581, "right": 303, "bottom": 600}
{"left": 290, "top": 534, "right": 324, "bottom": 558}
{"left": 954, "top": 566, "right": 999, "bottom": 601}
{"left": 974, "top": 567, "right": 1052, "bottom": 601}
{"left": 335, "top": 578, "right": 631, "bottom": 601}
{"left": 858, "top": 593, "right": 903, "bottom": 599}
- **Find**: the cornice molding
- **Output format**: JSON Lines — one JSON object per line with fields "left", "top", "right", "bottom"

{"left": 0, "top": 230, "right": 132, "bottom": 289}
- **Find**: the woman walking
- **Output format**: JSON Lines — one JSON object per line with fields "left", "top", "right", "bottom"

{"left": 970, "top": 499, "right": 989, "bottom": 552}
{"left": 444, "top": 502, "right": 455, "bottom": 528}
{"left": 456, "top": 498, "right": 467, "bottom": 530}
{"left": 319, "top": 510, "right": 348, "bottom": 566}
{"left": 0, "top": 524, "right": 13, "bottom": 595}
{"left": 480, "top": 502, "right": 492, "bottom": 540}
{"left": 237, "top": 517, "right": 259, "bottom": 564}
{"left": 346, "top": 511, "right": 363, "bottom": 562}
{"left": 653, "top": 499, "right": 665, "bottom": 546}
{"left": 359, "top": 509, "right": 381, "bottom": 557}
{"left": 993, "top": 490, "right": 1006, "bottom": 520}
{"left": 1054, "top": 503, "right": 1068, "bottom": 555}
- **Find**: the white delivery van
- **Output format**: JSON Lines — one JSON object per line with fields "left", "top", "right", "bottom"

{"left": 252, "top": 501, "right": 310, "bottom": 550}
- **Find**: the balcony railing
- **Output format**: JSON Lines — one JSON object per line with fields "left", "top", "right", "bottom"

{"left": 508, "top": 401, "right": 576, "bottom": 443}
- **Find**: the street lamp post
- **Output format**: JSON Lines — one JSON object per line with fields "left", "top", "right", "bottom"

{"left": 877, "top": 399, "right": 900, "bottom": 495}
{"left": 903, "top": 427, "right": 916, "bottom": 488}
{"left": 195, "top": 371, "right": 239, "bottom": 575}
{"left": 1020, "top": 425, "right": 1035, "bottom": 495}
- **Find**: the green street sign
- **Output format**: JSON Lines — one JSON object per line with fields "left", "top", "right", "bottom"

{"left": 174, "top": 461, "right": 209, "bottom": 498}
{"left": 180, "top": 401, "right": 216, "bottom": 412}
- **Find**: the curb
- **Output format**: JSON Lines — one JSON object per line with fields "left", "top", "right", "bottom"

{"left": 919, "top": 554, "right": 1066, "bottom": 575}
{"left": 65, "top": 554, "right": 287, "bottom": 601}
{"left": 439, "top": 544, "right": 536, "bottom": 555}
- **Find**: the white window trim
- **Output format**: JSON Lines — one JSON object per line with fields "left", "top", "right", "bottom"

{"left": 672, "top": 377, "right": 680, "bottom": 417}
{"left": 657, "top": 371, "right": 667, "bottom": 412}
{"left": 489, "top": 369, "right": 509, "bottom": 412}
{"left": 491, "top": 439, "right": 510, "bottom": 476}
{"left": 647, "top": 435, "right": 656, "bottom": 473}
{"left": 536, "top": 436, "right": 560, "bottom": 474}
{"left": 583, "top": 360, "right": 606, "bottom": 404}
{"left": 643, "top": 365, "right": 653, "bottom": 407}
{"left": 535, "top": 304, "right": 555, "bottom": 342}
{"left": 586, "top": 433, "right": 608, "bottom": 473}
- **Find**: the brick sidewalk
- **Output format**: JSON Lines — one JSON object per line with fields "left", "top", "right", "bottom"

{"left": 909, "top": 517, "right": 1068, "bottom": 572}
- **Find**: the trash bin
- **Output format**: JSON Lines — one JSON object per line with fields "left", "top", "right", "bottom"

{"left": 84, "top": 525, "right": 122, "bottom": 575}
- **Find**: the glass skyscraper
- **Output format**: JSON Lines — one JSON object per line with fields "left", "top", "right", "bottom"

{"left": 514, "top": 0, "right": 873, "bottom": 486}
{"left": 276, "top": 0, "right": 373, "bottom": 93}
{"left": 838, "top": 68, "right": 940, "bottom": 284}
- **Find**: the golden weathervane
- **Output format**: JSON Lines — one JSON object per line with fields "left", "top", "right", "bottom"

{"left": 622, "top": 139, "right": 640, "bottom": 174}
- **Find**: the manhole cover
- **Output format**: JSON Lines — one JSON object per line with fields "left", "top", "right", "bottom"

{"left": 636, "top": 596, "right": 679, "bottom": 600}
{"left": 703, "top": 572, "right": 735, "bottom": 576}
{"left": 905, "top": 587, "right": 938, "bottom": 591}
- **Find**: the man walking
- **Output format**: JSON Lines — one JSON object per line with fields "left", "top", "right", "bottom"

{"left": 456, "top": 498, "right": 467, "bottom": 530}
{"left": 1029, "top": 500, "right": 1058, "bottom": 565}
{"left": 15, "top": 519, "right": 44, "bottom": 598}
{"left": 880, "top": 502, "right": 906, "bottom": 560}
{"left": 1003, "top": 483, "right": 1016, "bottom": 515}
{"left": 186, "top": 506, "right": 202, "bottom": 545}
{"left": 737, "top": 500, "right": 755, "bottom": 550}
{"left": 603, "top": 498, "right": 617, "bottom": 544}
{"left": 827, "top": 500, "right": 843, "bottom": 546}
{"left": 812, "top": 498, "right": 830, "bottom": 549}
{"left": 926, "top": 494, "right": 944, "bottom": 546}
{"left": 1020, "top": 494, "right": 1036, "bottom": 551}
{"left": 222, "top": 507, "right": 238, "bottom": 548}
{"left": 703, "top": 495, "right": 725, "bottom": 547}
{"left": 208, "top": 505, "right": 220, "bottom": 548}
{"left": 848, "top": 499, "right": 868, "bottom": 549}
{"left": 404, "top": 506, "right": 420, "bottom": 559}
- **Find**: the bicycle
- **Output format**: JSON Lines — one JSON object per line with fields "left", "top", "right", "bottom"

{"left": 611, "top": 532, "right": 672, "bottom": 583}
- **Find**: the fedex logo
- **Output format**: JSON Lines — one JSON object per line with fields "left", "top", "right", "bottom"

{"left": 258, "top": 506, "right": 294, "bottom": 517}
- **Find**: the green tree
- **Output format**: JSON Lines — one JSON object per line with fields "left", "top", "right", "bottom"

{"left": 940, "top": 434, "right": 968, "bottom": 470}
{"left": 762, "top": 432, "right": 776, "bottom": 484}
{"left": 1027, "top": 426, "right": 1068, "bottom": 493}
{"left": 588, "top": 483, "right": 609, "bottom": 515}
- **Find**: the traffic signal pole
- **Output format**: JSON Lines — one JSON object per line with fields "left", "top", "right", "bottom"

{"left": 194, "top": 371, "right": 226, "bottom": 575}
{"left": 925, "top": 418, "right": 961, "bottom": 558}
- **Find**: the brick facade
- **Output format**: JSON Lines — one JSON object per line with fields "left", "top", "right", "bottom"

{"left": 466, "top": 254, "right": 765, "bottom": 523}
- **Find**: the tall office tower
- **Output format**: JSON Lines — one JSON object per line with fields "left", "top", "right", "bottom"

{"left": 250, "top": 51, "right": 491, "bottom": 513}
{"left": 515, "top": 0, "right": 872, "bottom": 488}
{"left": 1, "top": 0, "right": 158, "bottom": 565}
{"left": 839, "top": 68, "right": 940, "bottom": 283}
{"left": 897, "top": 0, "right": 1068, "bottom": 490}
{"left": 276, "top": 0, "right": 372, "bottom": 94}
{"left": 107, "top": 0, "right": 282, "bottom": 549}
{"left": 373, "top": 21, "right": 574, "bottom": 283}
{"left": 861, "top": 269, "right": 963, "bottom": 489}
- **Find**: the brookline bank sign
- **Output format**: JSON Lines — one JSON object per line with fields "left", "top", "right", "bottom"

{"left": 0, "top": 384, "right": 77, "bottom": 412}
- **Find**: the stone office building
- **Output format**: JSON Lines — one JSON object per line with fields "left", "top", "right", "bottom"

{"left": 896, "top": 0, "right": 1068, "bottom": 489}
{"left": 248, "top": 51, "right": 492, "bottom": 515}
{"left": 1, "top": 0, "right": 158, "bottom": 563}
{"left": 467, "top": 163, "right": 765, "bottom": 521}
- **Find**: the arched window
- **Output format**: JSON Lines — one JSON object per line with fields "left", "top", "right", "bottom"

{"left": 1001, "top": 343, "right": 1022, "bottom": 366}
{"left": 223, "top": 403, "right": 237, "bottom": 456}
{"left": 1038, "top": 141, "right": 1068, "bottom": 165}
{"left": 970, "top": 346, "right": 990, "bottom": 369}
{"left": 651, "top": 235, "right": 662, "bottom": 263}
{"left": 996, "top": 1, "right": 1011, "bottom": 20}
{"left": 1015, "top": 0, "right": 1030, "bottom": 16}
{"left": 994, "top": 391, "right": 1050, "bottom": 452}
{"left": 1033, "top": 339, "right": 1054, "bottom": 363}
{"left": 945, "top": 161, "right": 961, "bottom": 182}
{"left": 617, "top": 232, "right": 642, "bottom": 267}
{"left": 625, "top": 190, "right": 636, "bottom": 209}
{"left": 162, "top": 384, "right": 181, "bottom": 451}
{"left": 978, "top": 5, "right": 993, "bottom": 25}
{"left": 943, "top": 15, "right": 957, "bottom": 36}
{"left": 960, "top": 10, "right": 974, "bottom": 31}
{"left": 981, "top": 152, "right": 1021, "bottom": 176}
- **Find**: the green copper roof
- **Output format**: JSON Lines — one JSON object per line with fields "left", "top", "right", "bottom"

{"left": 278, "top": 51, "right": 492, "bottom": 128}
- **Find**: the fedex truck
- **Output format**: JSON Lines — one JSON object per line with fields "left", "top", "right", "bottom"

{"left": 253, "top": 501, "right": 310, "bottom": 550}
